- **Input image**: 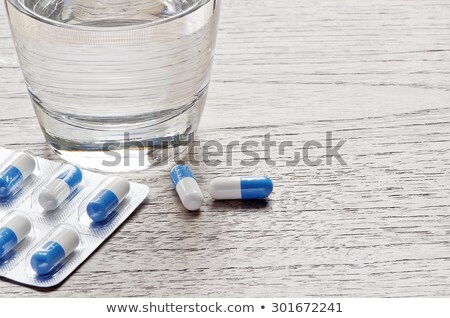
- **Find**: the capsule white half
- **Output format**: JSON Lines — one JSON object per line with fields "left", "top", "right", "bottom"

{"left": 5, "top": 214, "right": 32, "bottom": 242}
{"left": 208, "top": 177, "right": 242, "bottom": 200}
{"left": 170, "top": 165, "right": 204, "bottom": 211}
{"left": 38, "top": 165, "right": 83, "bottom": 211}
{"left": 12, "top": 153, "right": 36, "bottom": 180}
{"left": 105, "top": 177, "right": 130, "bottom": 202}
{"left": 53, "top": 228, "right": 80, "bottom": 256}
{"left": 39, "top": 179, "right": 71, "bottom": 211}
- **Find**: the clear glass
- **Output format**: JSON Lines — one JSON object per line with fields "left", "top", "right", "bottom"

{"left": 4, "top": 0, "right": 221, "bottom": 171}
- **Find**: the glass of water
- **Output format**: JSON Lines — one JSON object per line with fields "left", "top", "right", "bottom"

{"left": 5, "top": 0, "right": 220, "bottom": 171}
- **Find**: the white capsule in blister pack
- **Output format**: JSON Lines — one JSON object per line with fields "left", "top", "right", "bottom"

{"left": 38, "top": 165, "right": 84, "bottom": 211}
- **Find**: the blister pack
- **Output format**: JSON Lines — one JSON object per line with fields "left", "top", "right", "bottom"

{"left": 0, "top": 147, "right": 149, "bottom": 287}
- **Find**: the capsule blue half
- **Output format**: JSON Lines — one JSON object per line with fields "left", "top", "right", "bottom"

{"left": 86, "top": 177, "right": 130, "bottom": 223}
{"left": 31, "top": 228, "right": 80, "bottom": 276}
{"left": 87, "top": 189, "right": 119, "bottom": 223}
{"left": 170, "top": 165, "right": 195, "bottom": 187}
{"left": 241, "top": 177, "right": 273, "bottom": 199}
{"left": 0, "top": 227, "right": 18, "bottom": 258}
{"left": 0, "top": 167, "right": 23, "bottom": 199}
{"left": 31, "top": 241, "right": 65, "bottom": 275}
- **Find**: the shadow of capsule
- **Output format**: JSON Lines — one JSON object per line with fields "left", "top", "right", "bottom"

{"left": 210, "top": 199, "right": 271, "bottom": 211}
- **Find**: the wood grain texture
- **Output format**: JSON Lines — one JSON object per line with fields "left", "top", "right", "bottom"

{"left": 1, "top": 0, "right": 450, "bottom": 297}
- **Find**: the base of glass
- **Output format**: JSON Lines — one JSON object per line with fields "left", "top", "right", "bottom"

{"left": 33, "top": 90, "right": 207, "bottom": 172}
{"left": 48, "top": 143, "right": 190, "bottom": 172}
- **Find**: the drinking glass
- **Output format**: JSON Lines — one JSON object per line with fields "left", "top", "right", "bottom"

{"left": 4, "top": 0, "right": 221, "bottom": 171}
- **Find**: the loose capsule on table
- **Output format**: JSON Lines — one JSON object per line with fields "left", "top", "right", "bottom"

{"left": 39, "top": 165, "right": 83, "bottom": 211}
{"left": 87, "top": 176, "right": 130, "bottom": 222}
{"left": 0, "top": 215, "right": 32, "bottom": 258}
{"left": 208, "top": 176, "right": 273, "bottom": 200}
{"left": 170, "top": 165, "right": 204, "bottom": 211}
{"left": 31, "top": 227, "right": 80, "bottom": 276}
{"left": 0, "top": 153, "right": 35, "bottom": 199}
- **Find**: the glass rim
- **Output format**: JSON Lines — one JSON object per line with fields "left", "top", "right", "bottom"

{"left": 13, "top": 0, "right": 213, "bottom": 32}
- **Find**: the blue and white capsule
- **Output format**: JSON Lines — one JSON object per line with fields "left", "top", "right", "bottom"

{"left": 208, "top": 176, "right": 273, "bottom": 200}
{"left": 0, "top": 215, "right": 32, "bottom": 258}
{"left": 87, "top": 177, "right": 130, "bottom": 222}
{"left": 38, "top": 165, "right": 83, "bottom": 211}
{"left": 0, "top": 153, "right": 36, "bottom": 199}
{"left": 170, "top": 165, "right": 204, "bottom": 211}
{"left": 31, "top": 227, "right": 80, "bottom": 276}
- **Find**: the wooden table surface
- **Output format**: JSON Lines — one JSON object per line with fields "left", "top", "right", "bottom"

{"left": 1, "top": 0, "right": 450, "bottom": 297}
